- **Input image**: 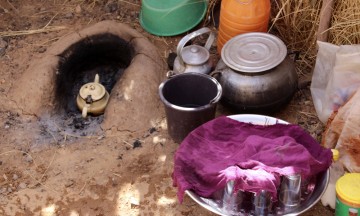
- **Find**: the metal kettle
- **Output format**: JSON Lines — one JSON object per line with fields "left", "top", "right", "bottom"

{"left": 173, "top": 27, "right": 215, "bottom": 75}
{"left": 76, "top": 74, "right": 110, "bottom": 118}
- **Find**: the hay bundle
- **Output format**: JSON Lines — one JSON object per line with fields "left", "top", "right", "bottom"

{"left": 329, "top": 0, "right": 360, "bottom": 45}
{"left": 269, "top": 0, "right": 322, "bottom": 72}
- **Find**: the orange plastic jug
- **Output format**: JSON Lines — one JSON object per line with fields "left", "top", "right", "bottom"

{"left": 217, "top": 0, "right": 271, "bottom": 54}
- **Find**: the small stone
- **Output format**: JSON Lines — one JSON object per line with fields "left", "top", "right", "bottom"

{"left": 133, "top": 139, "right": 142, "bottom": 149}
{"left": 12, "top": 174, "right": 18, "bottom": 180}
{"left": 65, "top": 179, "right": 75, "bottom": 188}
{"left": 24, "top": 155, "right": 33, "bottom": 163}
{"left": 37, "top": 46, "right": 46, "bottom": 53}
{"left": 4, "top": 124, "right": 10, "bottom": 129}
{"left": 18, "top": 183, "right": 27, "bottom": 189}
{"left": 104, "top": 2, "right": 118, "bottom": 13}
{"left": 0, "top": 37, "right": 8, "bottom": 56}
{"left": 149, "top": 127, "right": 157, "bottom": 134}
{"left": 75, "top": 5, "right": 82, "bottom": 14}
{"left": 86, "top": 157, "right": 94, "bottom": 163}
{"left": 130, "top": 197, "right": 140, "bottom": 209}
{"left": 65, "top": 13, "right": 73, "bottom": 19}
{"left": 0, "top": 187, "right": 6, "bottom": 194}
{"left": 316, "top": 129, "right": 323, "bottom": 136}
{"left": 53, "top": 170, "right": 62, "bottom": 176}
{"left": 7, "top": 187, "right": 12, "bottom": 193}
{"left": 111, "top": 177, "right": 118, "bottom": 186}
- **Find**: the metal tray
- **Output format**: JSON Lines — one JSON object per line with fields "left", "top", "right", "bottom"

{"left": 185, "top": 114, "right": 329, "bottom": 216}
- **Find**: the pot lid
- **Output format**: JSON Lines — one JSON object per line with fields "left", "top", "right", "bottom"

{"left": 181, "top": 45, "right": 209, "bottom": 65}
{"left": 221, "top": 33, "right": 287, "bottom": 73}
{"left": 79, "top": 82, "right": 106, "bottom": 102}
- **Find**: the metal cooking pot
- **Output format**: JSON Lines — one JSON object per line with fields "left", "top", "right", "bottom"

{"left": 212, "top": 32, "right": 298, "bottom": 112}
{"left": 173, "top": 27, "right": 215, "bottom": 75}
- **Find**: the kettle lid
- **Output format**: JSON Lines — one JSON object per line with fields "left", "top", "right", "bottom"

{"left": 221, "top": 32, "right": 287, "bottom": 73}
{"left": 79, "top": 82, "right": 106, "bottom": 102}
{"left": 181, "top": 45, "right": 209, "bottom": 65}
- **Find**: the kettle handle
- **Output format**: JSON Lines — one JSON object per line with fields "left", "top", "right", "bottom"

{"left": 176, "top": 27, "right": 215, "bottom": 71}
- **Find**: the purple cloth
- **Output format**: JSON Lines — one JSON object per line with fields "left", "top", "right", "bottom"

{"left": 172, "top": 116, "right": 332, "bottom": 203}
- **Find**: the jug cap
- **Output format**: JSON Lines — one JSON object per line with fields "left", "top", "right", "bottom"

{"left": 181, "top": 45, "right": 210, "bottom": 65}
{"left": 221, "top": 32, "right": 287, "bottom": 73}
{"left": 331, "top": 149, "right": 339, "bottom": 161}
{"left": 79, "top": 82, "right": 106, "bottom": 102}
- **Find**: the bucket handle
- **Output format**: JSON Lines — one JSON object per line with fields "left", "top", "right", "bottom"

{"left": 210, "top": 89, "right": 222, "bottom": 105}
{"left": 176, "top": 27, "right": 215, "bottom": 72}
{"left": 209, "top": 71, "right": 223, "bottom": 104}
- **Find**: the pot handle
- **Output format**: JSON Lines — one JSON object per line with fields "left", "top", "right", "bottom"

{"left": 166, "top": 70, "right": 178, "bottom": 79}
{"left": 209, "top": 70, "right": 222, "bottom": 79}
{"left": 176, "top": 27, "right": 215, "bottom": 72}
{"left": 288, "top": 50, "right": 300, "bottom": 62}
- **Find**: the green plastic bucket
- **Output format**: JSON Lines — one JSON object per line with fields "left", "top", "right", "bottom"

{"left": 140, "top": 0, "right": 208, "bottom": 36}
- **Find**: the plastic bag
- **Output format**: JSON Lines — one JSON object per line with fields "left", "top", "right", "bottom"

{"left": 322, "top": 88, "right": 360, "bottom": 172}
{"left": 310, "top": 41, "right": 360, "bottom": 123}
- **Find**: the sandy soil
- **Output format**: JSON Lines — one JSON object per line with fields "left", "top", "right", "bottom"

{"left": 0, "top": 1, "right": 334, "bottom": 215}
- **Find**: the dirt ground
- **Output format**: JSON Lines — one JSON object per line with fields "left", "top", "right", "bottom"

{"left": 0, "top": 0, "right": 335, "bottom": 215}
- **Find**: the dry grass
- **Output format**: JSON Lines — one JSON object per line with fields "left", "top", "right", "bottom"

{"left": 269, "top": 0, "right": 322, "bottom": 74}
{"left": 329, "top": 0, "right": 360, "bottom": 45}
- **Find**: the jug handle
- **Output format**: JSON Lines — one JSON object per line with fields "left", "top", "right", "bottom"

{"left": 209, "top": 70, "right": 222, "bottom": 79}
{"left": 176, "top": 27, "right": 215, "bottom": 71}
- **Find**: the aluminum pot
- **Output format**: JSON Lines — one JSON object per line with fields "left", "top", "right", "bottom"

{"left": 212, "top": 32, "right": 298, "bottom": 112}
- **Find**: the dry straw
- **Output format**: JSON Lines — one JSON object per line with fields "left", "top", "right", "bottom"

{"left": 328, "top": 0, "right": 360, "bottom": 45}
{"left": 269, "top": 0, "right": 322, "bottom": 73}
{"left": 0, "top": 26, "right": 67, "bottom": 37}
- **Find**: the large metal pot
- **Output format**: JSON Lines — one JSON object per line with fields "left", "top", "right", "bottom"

{"left": 213, "top": 33, "right": 298, "bottom": 112}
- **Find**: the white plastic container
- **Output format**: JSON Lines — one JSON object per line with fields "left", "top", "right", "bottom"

{"left": 321, "top": 149, "right": 345, "bottom": 209}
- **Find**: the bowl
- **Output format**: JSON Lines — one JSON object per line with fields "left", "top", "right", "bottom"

{"left": 185, "top": 114, "right": 330, "bottom": 216}
{"left": 139, "top": 0, "right": 208, "bottom": 36}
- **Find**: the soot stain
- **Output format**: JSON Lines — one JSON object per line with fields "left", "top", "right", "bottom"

{"left": 55, "top": 33, "right": 134, "bottom": 114}
{"left": 50, "top": 33, "right": 134, "bottom": 133}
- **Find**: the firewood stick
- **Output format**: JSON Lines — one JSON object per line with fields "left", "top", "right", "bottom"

{"left": 317, "top": 0, "right": 335, "bottom": 42}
